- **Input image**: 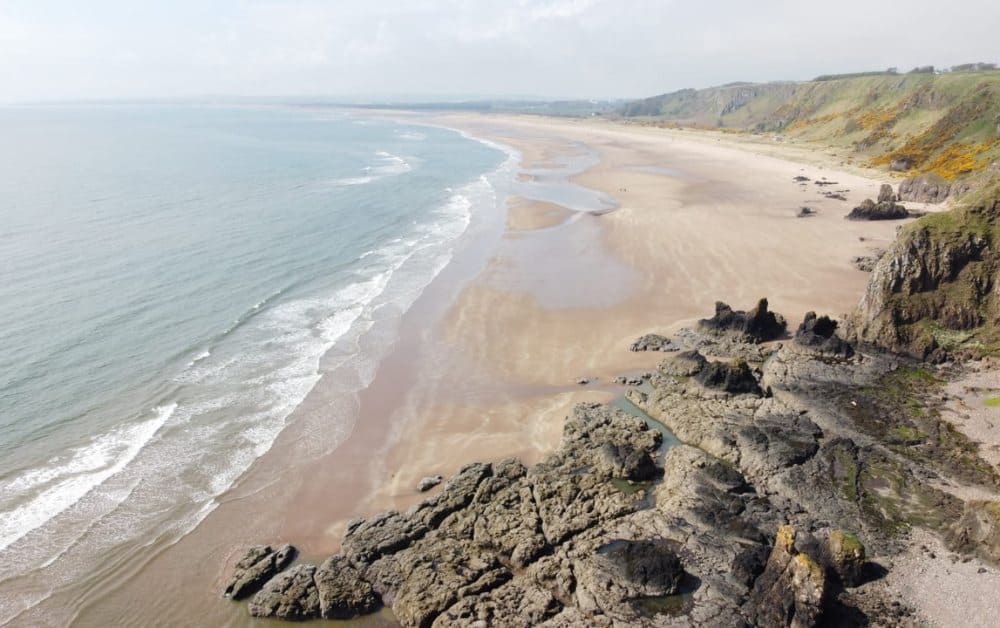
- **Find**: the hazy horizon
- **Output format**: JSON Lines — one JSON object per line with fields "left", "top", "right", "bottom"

{"left": 1, "top": 0, "right": 999, "bottom": 104}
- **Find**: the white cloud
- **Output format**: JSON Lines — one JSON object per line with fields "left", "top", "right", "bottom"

{"left": 0, "top": 0, "right": 997, "bottom": 102}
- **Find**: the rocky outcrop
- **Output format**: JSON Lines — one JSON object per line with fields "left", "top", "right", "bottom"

{"left": 898, "top": 173, "right": 974, "bottom": 204}
{"left": 846, "top": 185, "right": 910, "bottom": 220}
{"left": 699, "top": 298, "right": 787, "bottom": 342}
{"left": 825, "top": 530, "right": 866, "bottom": 587}
{"left": 847, "top": 189, "right": 1000, "bottom": 359}
{"left": 695, "top": 358, "right": 763, "bottom": 395}
{"left": 794, "top": 312, "right": 853, "bottom": 357}
{"left": 223, "top": 544, "right": 296, "bottom": 600}
{"left": 629, "top": 333, "right": 680, "bottom": 352}
{"left": 745, "top": 526, "right": 826, "bottom": 628}
{"left": 248, "top": 564, "right": 320, "bottom": 620}
{"left": 227, "top": 292, "right": 1000, "bottom": 626}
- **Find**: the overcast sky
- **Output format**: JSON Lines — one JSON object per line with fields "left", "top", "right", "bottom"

{"left": 1, "top": 0, "right": 998, "bottom": 103}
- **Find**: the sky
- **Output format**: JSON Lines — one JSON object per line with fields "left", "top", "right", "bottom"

{"left": 1, "top": 0, "right": 998, "bottom": 103}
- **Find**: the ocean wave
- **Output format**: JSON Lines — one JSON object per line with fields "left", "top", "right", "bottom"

{"left": 335, "top": 150, "right": 412, "bottom": 187}
{"left": 0, "top": 403, "right": 174, "bottom": 553}
{"left": 396, "top": 130, "right": 426, "bottom": 141}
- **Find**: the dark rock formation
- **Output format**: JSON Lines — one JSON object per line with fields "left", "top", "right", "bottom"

{"left": 825, "top": 530, "right": 866, "bottom": 587}
{"left": 229, "top": 292, "right": 1000, "bottom": 626}
{"left": 797, "top": 206, "right": 817, "bottom": 217}
{"left": 847, "top": 189, "right": 1000, "bottom": 359}
{"left": 314, "top": 556, "right": 380, "bottom": 619}
{"left": 745, "top": 526, "right": 826, "bottom": 627}
{"left": 659, "top": 349, "right": 708, "bottom": 377}
{"left": 224, "top": 544, "right": 296, "bottom": 600}
{"left": 846, "top": 189, "right": 910, "bottom": 220}
{"left": 249, "top": 564, "right": 320, "bottom": 620}
{"left": 794, "top": 312, "right": 854, "bottom": 357}
{"left": 794, "top": 175, "right": 811, "bottom": 182}
{"left": 698, "top": 298, "right": 787, "bottom": 343}
{"left": 695, "top": 358, "right": 763, "bottom": 395}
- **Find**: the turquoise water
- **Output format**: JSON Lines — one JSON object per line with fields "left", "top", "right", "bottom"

{"left": 0, "top": 105, "right": 507, "bottom": 620}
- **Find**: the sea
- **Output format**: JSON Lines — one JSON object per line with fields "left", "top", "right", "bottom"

{"left": 0, "top": 104, "right": 510, "bottom": 623}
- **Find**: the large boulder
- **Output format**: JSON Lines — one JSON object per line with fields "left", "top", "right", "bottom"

{"left": 248, "top": 564, "right": 320, "bottom": 620}
{"left": 825, "top": 530, "right": 867, "bottom": 587}
{"left": 223, "top": 544, "right": 296, "bottom": 600}
{"left": 314, "top": 555, "right": 380, "bottom": 619}
{"left": 695, "top": 359, "right": 763, "bottom": 395}
{"left": 846, "top": 197, "right": 910, "bottom": 220}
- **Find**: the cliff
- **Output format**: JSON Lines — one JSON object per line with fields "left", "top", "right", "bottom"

{"left": 620, "top": 72, "right": 1000, "bottom": 183}
{"left": 848, "top": 182, "right": 1000, "bottom": 359}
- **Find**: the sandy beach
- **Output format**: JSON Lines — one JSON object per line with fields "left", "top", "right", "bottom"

{"left": 55, "top": 114, "right": 917, "bottom": 627}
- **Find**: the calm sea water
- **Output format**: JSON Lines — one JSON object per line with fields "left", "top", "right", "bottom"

{"left": 0, "top": 105, "right": 508, "bottom": 622}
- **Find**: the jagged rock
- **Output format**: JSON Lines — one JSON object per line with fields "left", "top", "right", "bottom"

{"left": 877, "top": 183, "right": 897, "bottom": 203}
{"left": 629, "top": 333, "right": 679, "bottom": 352}
{"left": 410, "top": 462, "right": 491, "bottom": 528}
{"left": 374, "top": 537, "right": 512, "bottom": 628}
{"left": 223, "top": 544, "right": 296, "bottom": 600}
{"left": 846, "top": 193, "right": 1000, "bottom": 358}
{"left": 417, "top": 475, "right": 442, "bottom": 492}
{"left": 826, "top": 530, "right": 866, "bottom": 587}
{"left": 696, "top": 359, "right": 762, "bottom": 395}
{"left": 794, "top": 312, "right": 854, "bottom": 357}
{"left": 897, "top": 173, "right": 974, "bottom": 204}
{"left": 314, "top": 555, "right": 380, "bottom": 618}
{"left": 659, "top": 349, "right": 708, "bottom": 377}
{"left": 248, "top": 564, "right": 320, "bottom": 620}
{"left": 342, "top": 511, "right": 429, "bottom": 566}
{"left": 699, "top": 298, "right": 787, "bottom": 343}
{"left": 745, "top": 526, "right": 826, "bottom": 628}
{"left": 846, "top": 197, "right": 909, "bottom": 220}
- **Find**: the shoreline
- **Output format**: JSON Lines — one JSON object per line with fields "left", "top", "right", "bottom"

{"left": 59, "top": 112, "right": 923, "bottom": 626}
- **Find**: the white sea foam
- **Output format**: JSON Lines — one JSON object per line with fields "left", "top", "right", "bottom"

{"left": 0, "top": 403, "right": 174, "bottom": 552}
{"left": 0, "top": 118, "right": 512, "bottom": 626}
{"left": 335, "top": 150, "right": 412, "bottom": 187}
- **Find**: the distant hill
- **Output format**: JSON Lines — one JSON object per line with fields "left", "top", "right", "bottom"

{"left": 620, "top": 70, "right": 1000, "bottom": 181}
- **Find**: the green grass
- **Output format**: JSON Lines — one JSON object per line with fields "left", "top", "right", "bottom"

{"left": 985, "top": 397, "right": 1000, "bottom": 407}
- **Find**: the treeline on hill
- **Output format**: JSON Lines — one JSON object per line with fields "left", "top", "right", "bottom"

{"left": 619, "top": 66, "right": 1000, "bottom": 182}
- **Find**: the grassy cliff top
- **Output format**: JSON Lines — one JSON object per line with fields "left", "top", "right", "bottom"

{"left": 621, "top": 71, "right": 1000, "bottom": 181}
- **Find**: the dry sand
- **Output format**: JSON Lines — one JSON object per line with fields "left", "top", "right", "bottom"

{"left": 58, "top": 114, "right": 954, "bottom": 627}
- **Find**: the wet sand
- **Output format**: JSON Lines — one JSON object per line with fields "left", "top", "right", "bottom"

{"left": 60, "top": 114, "right": 911, "bottom": 627}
